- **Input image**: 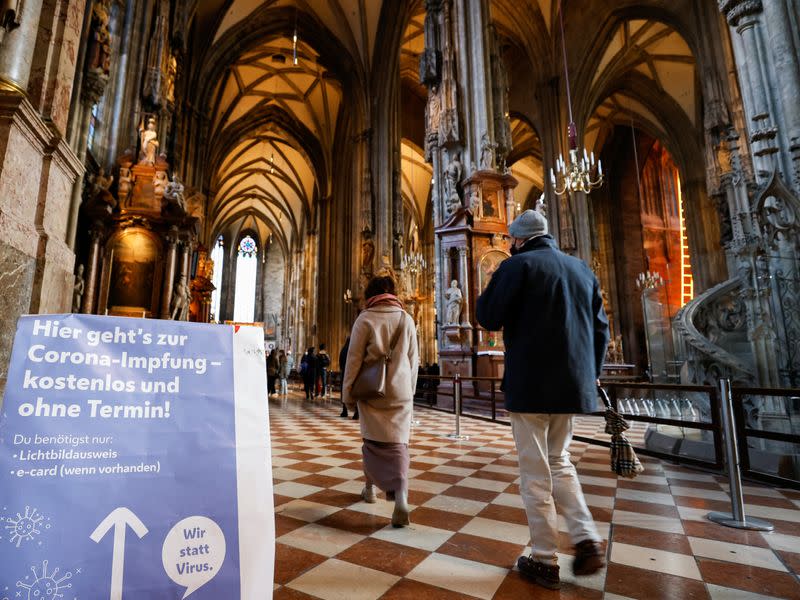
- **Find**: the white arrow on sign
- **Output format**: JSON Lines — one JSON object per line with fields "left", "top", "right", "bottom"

{"left": 90, "top": 507, "right": 149, "bottom": 600}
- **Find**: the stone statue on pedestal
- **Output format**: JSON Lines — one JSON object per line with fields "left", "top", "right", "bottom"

{"left": 86, "top": 0, "right": 111, "bottom": 76}
{"left": 445, "top": 279, "right": 463, "bottom": 325}
{"left": 445, "top": 152, "right": 463, "bottom": 216}
{"left": 480, "top": 133, "right": 497, "bottom": 171}
{"left": 138, "top": 117, "right": 159, "bottom": 165}
{"left": 170, "top": 277, "right": 189, "bottom": 321}
{"left": 72, "top": 265, "right": 85, "bottom": 313}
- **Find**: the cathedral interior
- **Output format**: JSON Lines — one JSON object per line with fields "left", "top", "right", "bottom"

{"left": 1, "top": 0, "right": 800, "bottom": 596}
{"left": 3, "top": 0, "right": 800, "bottom": 392}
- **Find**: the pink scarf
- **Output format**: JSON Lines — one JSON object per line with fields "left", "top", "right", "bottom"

{"left": 365, "top": 293, "right": 404, "bottom": 310}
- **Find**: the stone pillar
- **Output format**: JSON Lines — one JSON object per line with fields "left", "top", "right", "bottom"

{"left": 761, "top": 0, "right": 800, "bottom": 190}
{"left": 263, "top": 243, "right": 286, "bottom": 342}
{"left": 0, "top": 0, "right": 44, "bottom": 90}
{"left": 221, "top": 243, "right": 236, "bottom": 322}
{"left": 721, "top": 0, "right": 780, "bottom": 179}
{"left": 81, "top": 225, "right": 103, "bottom": 314}
{"left": 27, "top": 0, "right": 85, "bottom": 134}
{"left": 66, "top": 74, "right": 106, "bottom": 249}
{"left": 160, "top": 228, "right": 178, "bottom": 319}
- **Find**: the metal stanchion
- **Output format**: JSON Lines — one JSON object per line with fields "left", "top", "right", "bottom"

{"left": 707, "top": 378, "right": 773, "bottom": 531}
{"left": 445, "top": 374, "right": 469, "bottom": 440}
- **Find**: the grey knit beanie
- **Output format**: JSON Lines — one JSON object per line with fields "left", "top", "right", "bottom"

{"left": 508, "top": 209, "right": 548, "bottom": 240}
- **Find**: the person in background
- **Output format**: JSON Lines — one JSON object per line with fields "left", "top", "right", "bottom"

{"left": 339, "top": 336, "right": 351, "bottom": 417}
{"left": 286, "top": 350, "right": 295, "bottom": 389}
{"left": 317, "top": 343, "right": 331, "bottom": 398}
{"left": 300, "top": 347, "right": 316, "bottom": 401}
{"left": 476, "top": 209, "right": 609, "bottom": 591}
{"left": 426, "top": 362, "right": 440, "bottom": 405}
{"left": 266, "top": 349, "right": 279, "bottom": 397}
{"left": 342, "top": 275, "right": 419, "bottom": 528}
{"left": 278, "top": 349, "right": 289, "bottom": 396}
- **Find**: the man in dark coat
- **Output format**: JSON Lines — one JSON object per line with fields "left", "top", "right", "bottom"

{"left": 476, "top": 209, "right": 609, "bottom": 591}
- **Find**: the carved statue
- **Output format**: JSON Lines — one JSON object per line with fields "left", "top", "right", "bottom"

{"left": 138, "top": 117, "right": 159, "bottom": 165}
{"left": 72, "top": 265, "right": 85, "bottom": 313}
{"left": 427, "top": 86, "right": 442, "bottom": 133}
{"left": 534, "top": 193, "right": 547, "bottom": 217}
{"left": 480, "top": 133, "right": 497, "bottom": 171}
{"left": 118, "top": 166, "right": 132, "bottom": 204}
{"left": 763, "top": 195, "right": 794, "bottom": 243}
{"left": 445, "top": 191, "right": 462, "bottom": 217}
{"left": 444, "top": 279, "right": 463, "bottom": 325}
{"left": 468, "top": 189, "right": 481, "bottom": 214}
{"left": 170, "top": 277, "right": 189, "bottom": 321}
{"left": 153, "top": 170, "right": 168, "bottom": 197}
{"left": 445, "top": 152, "right": 462, "bottom": 195}
{"left": 86, "top": 0, "right": 111, "bottom": 76}
{"left": 165, "top": 53, "right": 178, "bottom": 104}
{"left": 361, "top": 237, "right": 375, "bottom": 272}
{"left": 89, "top": 167, "right": 113, "bottom": 194}
{"left": 163, "top": 174, "right": 186, "bottom": 212}
{"left": 444, "top": 152, "right": 462, "bottom": 216}
{"left": 606, "top": 335, "right": 625, "bottom": 364}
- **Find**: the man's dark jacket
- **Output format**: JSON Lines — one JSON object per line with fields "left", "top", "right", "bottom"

{"left": 476, "top": 235, "right": 609, "bottom": 414}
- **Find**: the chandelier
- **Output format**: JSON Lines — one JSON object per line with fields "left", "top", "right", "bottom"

{"left": 400, "top": 251, "right": 426, "bottom": 297}
{"left": 550, "top": 4, "right": 604, "bottom": 197}
{"left": 400, "top": 251, "right": 426, "bottom": 275}
{"left": 636, "top": 271, "right": 664, "bottom": 291}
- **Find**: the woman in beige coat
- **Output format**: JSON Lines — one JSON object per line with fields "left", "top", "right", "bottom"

{"left": 342, "top": 275, "right": 419, "bottom": 527}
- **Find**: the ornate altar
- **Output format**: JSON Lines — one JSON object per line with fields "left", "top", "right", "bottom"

{"left": 80, "top": 119, "right": 200, "bottom": 319}
{"left": 435, "top": 168, "right": 517, "bottom": 379}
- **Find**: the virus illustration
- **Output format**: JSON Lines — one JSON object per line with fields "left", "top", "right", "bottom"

{"left": 16, "top": 560, "right": 72, "bottom": 600}
{"left": 4, "top": 507, "right": 45, "bottom": 547}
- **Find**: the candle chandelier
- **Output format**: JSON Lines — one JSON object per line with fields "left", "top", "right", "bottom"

{"left": 550, "top": 3, "right": 604, "bottom": 196}
{"left": 401, "top": 251, "right": 426, "bottom": 275}
{"left": 636, "top": 271, "right": 664, "bottom": 291}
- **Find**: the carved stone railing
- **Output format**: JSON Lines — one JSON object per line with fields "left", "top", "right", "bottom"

{"left": 674, "top": 277, "right": 757, "bottom": 385}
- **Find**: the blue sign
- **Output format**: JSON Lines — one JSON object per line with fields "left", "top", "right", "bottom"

{"left": 0, "top": 315, "right": 274, "bottom": 599}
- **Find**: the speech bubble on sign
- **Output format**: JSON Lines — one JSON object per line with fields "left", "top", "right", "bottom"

{"left": 162, "top": 516, "right": 226, "bottom": 599}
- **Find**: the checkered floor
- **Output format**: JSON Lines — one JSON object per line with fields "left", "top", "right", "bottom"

{"left": 269, "top": 391, "right": 800, "bottom": 600}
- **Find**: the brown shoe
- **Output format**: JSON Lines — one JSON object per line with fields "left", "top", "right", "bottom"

{"left": 517, "top": 556, "right": 560, "bottom": 590}
{"left": 573, "top": 540, "right": 605, "bottom": 576}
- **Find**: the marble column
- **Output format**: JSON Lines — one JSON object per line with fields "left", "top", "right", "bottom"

{"left": 0, "top": 0, "right": 44, "bottom": 90}
{"left": 160, "top": 229, "right": 178, "bottom": 319}
{"left": 81, "top": 226, "right": 103, "bottom": 314}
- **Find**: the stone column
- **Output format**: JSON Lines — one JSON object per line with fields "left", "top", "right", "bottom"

{"left": 0, "top": 0, "right": 44, "bottom": 90}
{"left": 160, "top": 228, "right": 178, "bottom": 319}
{"left": 721, "top": 0, "right": 780, "bottom": 179}
{"left": 81, "top": 225, "right": 103, "bottom": 314}
{"left": 761, "top": 0, "right": 800, "bottom": 190}
{"left": 66, "top": 71, "right": 108, "bottom": 249}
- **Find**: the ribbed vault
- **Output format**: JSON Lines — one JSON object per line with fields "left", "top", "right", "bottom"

{"left": 212, "top": 0, "right": 386, "bottom": 74}
{"left": 207, "top": 34, "right": 343, "bottom": 249}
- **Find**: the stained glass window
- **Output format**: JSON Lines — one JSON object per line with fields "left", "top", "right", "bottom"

{"left": 238, "top": 235, "right": 257, "bottom": 257}
{"left": 234, "top": 235, "right": 258, "bottom": 322}
{"left": 87, "top": 104, "right": 98, "bottom": 151}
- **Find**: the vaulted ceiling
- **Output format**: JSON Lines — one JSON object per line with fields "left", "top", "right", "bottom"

{"left": 196, "top": 1, "right": 702, "bottom": 248}
{"left": 401, "top": 140, "right": 432, "bottom": 227}
{"left": 206, "top": 31, "right": 342, "bottom": 248}
{"left": 212, "top": 0, "right": 386, "bottom": 72}
{"left": 584, "top": 19, "right": 697, "bottom": 157}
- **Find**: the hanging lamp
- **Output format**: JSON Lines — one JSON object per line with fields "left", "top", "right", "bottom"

{"left": 551, "top": 2, "right": 604, "bottom": 196}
